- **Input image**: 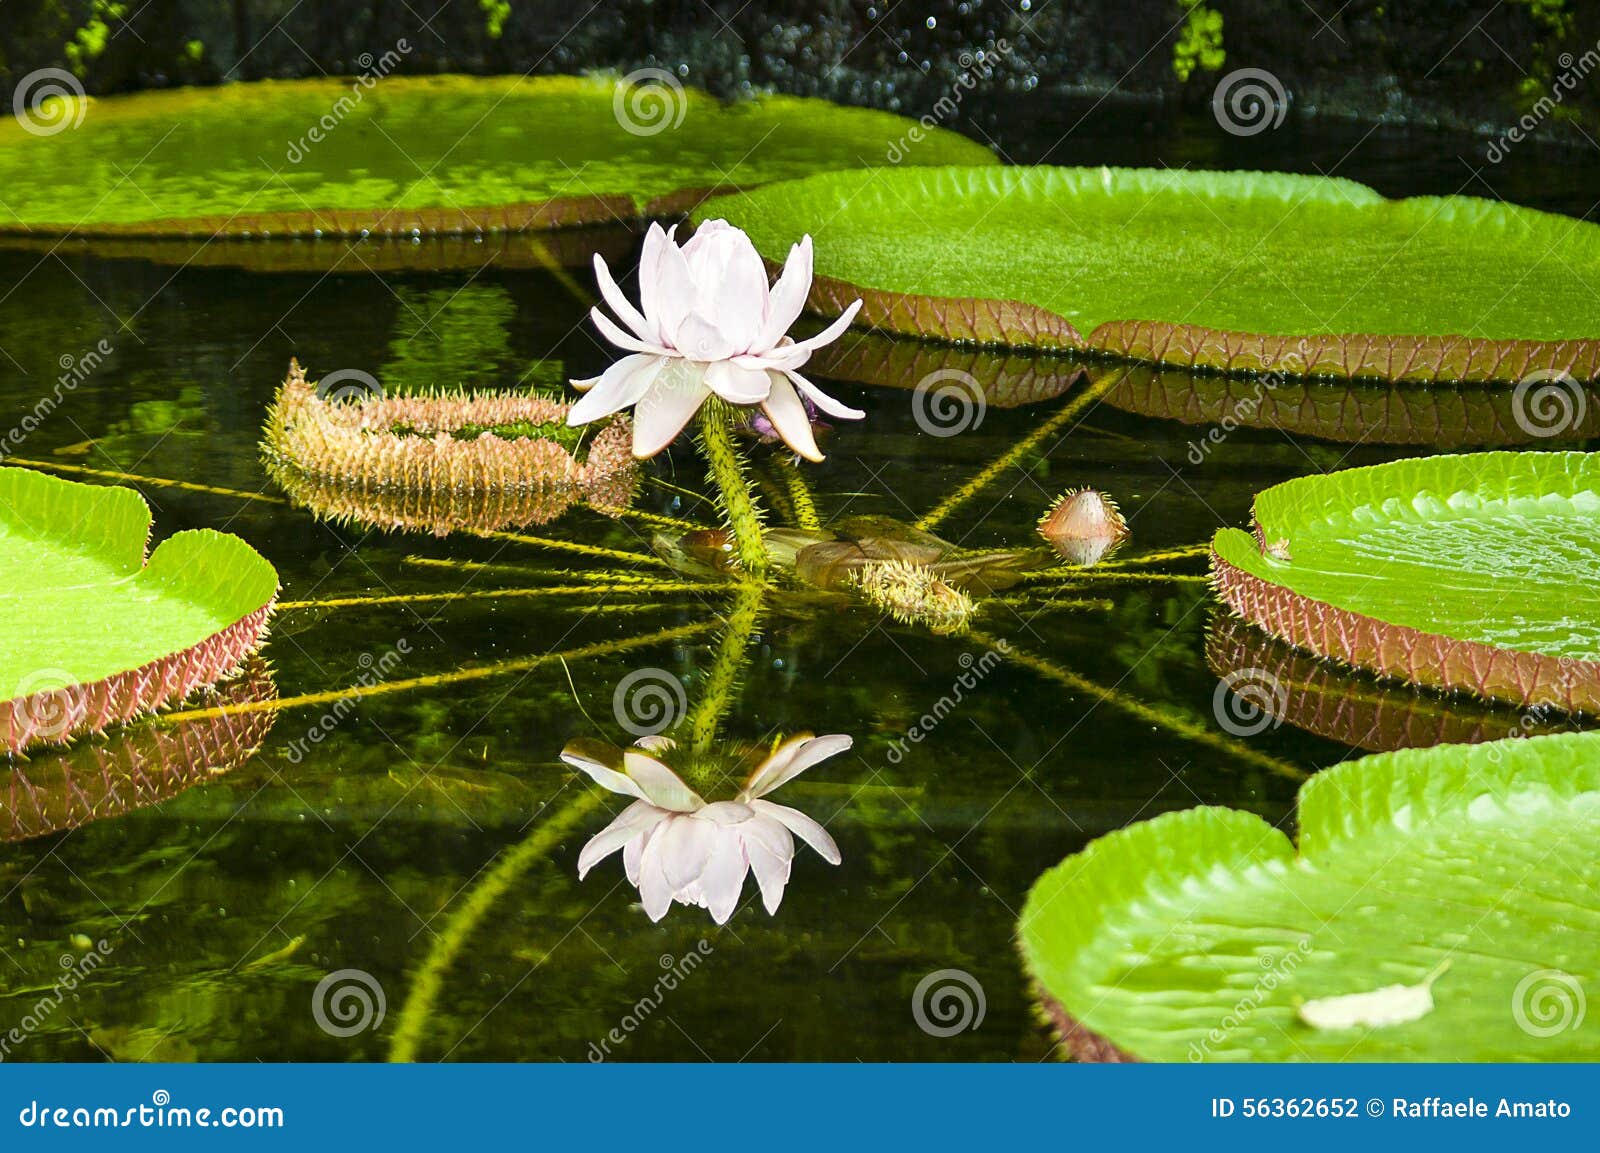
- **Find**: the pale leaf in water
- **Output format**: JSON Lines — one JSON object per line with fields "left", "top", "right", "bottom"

{"left": 1297, "top": 961, "right": 1451, "bottom": 1030}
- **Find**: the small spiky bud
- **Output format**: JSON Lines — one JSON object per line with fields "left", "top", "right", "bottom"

{"left": 261, "top": 361, "right": 638, "bottom": 534}
{"left": 1037, "top": 487, "right": 1129, "bottom": 567}
{"left": 850, "top": 561, "right": 976, "bottom": 635}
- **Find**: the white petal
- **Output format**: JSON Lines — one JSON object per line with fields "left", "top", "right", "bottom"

{"left": 745, "top": 733, "right": 853, "bottom": 800}
{"left": 695, "top": 821, "right": 751, "bottom": 924}
{"left": 561, "top": 742, "right": 647, "bottom": 800}
{"left": 705, "top": 361, "right": 772, "bottom": 405}
{"left": 759, "top": 374, "right": 823, "bottom": 462}
{"left": 743, "top": 813, "right": 796, "bottom": 914}
{"left": 567, "top": 354, "right": 665, "bottom": 425}
{"left": 655, "top": 812, "right": 717, "bottom": 890}
{"left": 623, "top": 825, "right": 650, "bottom": 886}
{"left": 751, "top": 799, "right": 841, "bottom": 865}
{"left": 636, "top": 223, "right": 672, "bottom": 338}
{"left": 577, "top": 800, "right": 668, "bottom": 879}
{"left": 631, "top": 360, "right": 712, "bottom": 457}
{"left": 636, "top": 827, "right": 676, "bottom": 920}
{"left": 593, "top": 252, "right": 657, "bottom": 344}
{"left": 786, "top": 298, "right": 863, "bottom": 354}
{"left": 753, "top": 236, "right": 813, "bottom": 353}
{"left": 621, "top": 749, "right": 703, "bottom": 812}
{"left": 672, "top": 310, "right": 739, "bottom": 362}
{"left": 589, "top": 306, "right": 671, "bottom": 356}
{"left": 786, "top": 369, "right": 865, "bottom": 421}
{"left": 647, "top": 226, "right": 695, "bottom": 352}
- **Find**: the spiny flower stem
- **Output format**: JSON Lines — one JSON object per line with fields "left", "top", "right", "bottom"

{"left": 777, "top": 456, "right": 822, "bottom": 532}
{"left": 697, "top": 405, "right": 769, "bottom": 578}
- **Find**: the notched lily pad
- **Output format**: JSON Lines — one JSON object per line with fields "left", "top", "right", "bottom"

{"left": 0, "top": 75, "right": 995, "bottom": 238}
{"left": 708, "top": 166, "right": 1600, "bottom": 382}
{"left": 0, "top": 468, "right": 278, "bottom": 755}
{"left": 1020, "top": 730, "right": 1600, "bottom": 1061}
{"left": 1211, "top": 451, "right": 1600, "bottom": 714}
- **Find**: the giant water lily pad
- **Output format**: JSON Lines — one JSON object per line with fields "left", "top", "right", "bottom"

{"left": 1212, "top": 452, "right": 1600, "bottom": 713}
{"left": 706, "top": 167, "right": 1600, "bottom": 382}
{"left": 0, "top": 468, "right": 278, "bottom": 754}
{"left": 1020, "top": 730, "right": 1600, "bottom": 1061}
{"left": 0, "top": 75, "right": 994, "bottom": 237}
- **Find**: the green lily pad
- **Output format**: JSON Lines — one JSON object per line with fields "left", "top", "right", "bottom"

{"left": 1020, "top": 730, "right": 1600, "bottom": 1061}
{"left": 706, "top": 166, "right": 1600, "bottom": 382}
{"left": 1211, "top": 452, "right": 1600, "bottom": 714}
{"left": 0, "top": 75, "right": 994, "bottom": 237}
{"left": 0, "top": 467, "right": 278, "bottom": 754}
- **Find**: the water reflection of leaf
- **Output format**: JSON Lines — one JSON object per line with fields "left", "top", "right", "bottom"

{"left": 1, "top": 658, "right": 277, "bottom": 842}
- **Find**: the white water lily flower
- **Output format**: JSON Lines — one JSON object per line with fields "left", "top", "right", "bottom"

{"left": 563, "top": 732, "right": 851, "bottom": 924}
{"left": 567, "top": 219, "right": 865, "bottom": 461}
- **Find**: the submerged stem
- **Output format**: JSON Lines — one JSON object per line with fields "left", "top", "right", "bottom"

{"left": 686, "top": 582, "right": 766, "bottom": 772}
{"left": 776, "top": 456, "right": 822, "bottom": 532}
{"left": 697, "top": 405, "right": 769, "bottom": 577}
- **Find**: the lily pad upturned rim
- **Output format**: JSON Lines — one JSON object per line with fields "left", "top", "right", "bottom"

{"left": 1020, "top": 729, "right": 1600, "bottom": 1062}
{"left": 0, "top": 75, "right": 995, "bottom": 239}
{"left": 1211, "top": 451, "right": 1600, "bottom": 715}
{"left": 0, "top": 467, "right": 278, "bottom": 755}
{"left": 711, "top": 166, "right": 1600, "bottom": 384}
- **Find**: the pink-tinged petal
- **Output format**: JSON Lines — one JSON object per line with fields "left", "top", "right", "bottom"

{"left": 631, "top": 360, "right": 712, "bottom": 457}
{"left": 744, "top": 733, "right": 853, "bottom": 800}
{"left": 759, "top": 373, "right": 823, "bottom": 462}
{"left": 623, "top": 824, "right": 651, "bottom": 886}
{"left": 693, "top": 821, "right": 751, "bottom": 924}
{"left": 622, "top": 749, "right": 703, "bottom": 812}
{"left": 697, "top": 800, "right": 756, "bottom": 825}
{"left": 636, "top": 223, "right": 672, "bottom": 337}
{"left": 589, "top": 307, "right": 671, "bottom": 356}
{"left": 751, "top": 799, "right": 841, "bottom": 865}
{"left": 681, "top": 222, "right": 770, "bottom": 354}
{"left": 567, "top": 354, "right": 665, "bottom": 426}
{"left": 753, "top": 236, "right": 813, "bottom": 353}
{"left": 744, "top": 814, "right": 796, "bottom": 914}
{"left": 633, "top": 734, "right": 677, "bottom": 755}
{"left": 786, "top": 369, "right": 865, "bottom": 421}
{"left": 578, "top": 800, "right": 669, "bottom": 879}
{"left": 655, "top": 812, "right": 717, "bottom": 890}
{"left": 647, "top": 226, "right": 695, "bottom": 352}
{"left": 593, "top": 253, "right": 657, "bottom": 344}
{"left": 636, "top": 826, "right": 676, "bottom": 920}
{"left": 705, "top": 360, "right": 772, "bottom": 405}
{"left": 672, "top": 310, "right": 738, "bottom": 362}
{"left": 561, "top": 740, "right": 647, "bottom": 800}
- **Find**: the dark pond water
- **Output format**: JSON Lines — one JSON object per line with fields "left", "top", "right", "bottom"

{"left": 0, "top": 97, "right": 1595, "bottom": 1061}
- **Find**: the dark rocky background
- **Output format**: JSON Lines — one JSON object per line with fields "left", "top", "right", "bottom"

{"left": 1, "top": 1, "right": 1595, "bottom": 146}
